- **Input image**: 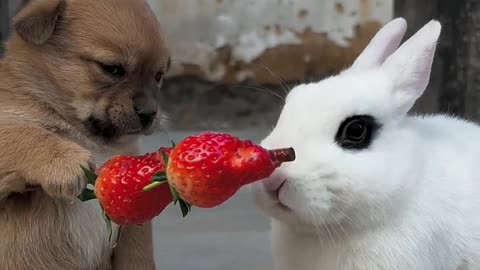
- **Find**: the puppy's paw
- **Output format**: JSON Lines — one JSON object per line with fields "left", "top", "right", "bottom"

{"left": 34, "top": 142, "right": 95, "bottom": 200}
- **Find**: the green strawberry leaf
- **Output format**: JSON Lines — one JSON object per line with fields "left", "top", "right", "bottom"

{"left": 159, "top": 146, "right": 190, "bottom": 217}
{"left": 161, "top": 151, "right": 169, "bottom": 165}
{"left": 78, "top": 188, "right": 96, "bottom": 202}
{"left": 169, "top": 185, "right": 181, "bottom": 204}
{"left": 142, "top": 181, "right": 168, "bottom": 192}
{"left": 98, "top": 203, "right": 113, "bottom": 243}
{"left": 105, "top": 214, "right": 113, "bottom": 243}
{"left": 178, "top": 199, "right": 191, "bottom": 218}
{"left": 152, "top": 174, "right": 167, "bottom": 182}
{"left": 112, "top": 226, "right": 123, "bottom": 249}
{"left": 81, "top": 166, "right": 98, "bottom": 185}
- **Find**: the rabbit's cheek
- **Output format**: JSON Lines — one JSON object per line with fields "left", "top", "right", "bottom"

{"left": 278, "top": 174, "right": 343, "bottom": 222}
{"left": 277, "top": 180, "right": 307, "bottom": 211}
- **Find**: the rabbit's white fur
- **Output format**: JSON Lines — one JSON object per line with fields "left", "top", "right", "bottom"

{"left": 253, "top": 18, "right": 480, "bottom": 270}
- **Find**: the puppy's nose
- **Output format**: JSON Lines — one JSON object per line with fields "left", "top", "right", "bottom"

{"left": 135, "top": 107, "right": 156, "bottom": 128}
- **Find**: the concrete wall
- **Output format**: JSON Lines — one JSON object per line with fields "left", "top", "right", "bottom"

{"left": 145, "top": 0, "right": 395, "bottom": 129}
{"left": 148, "top": 0, "right": 393, "bottom": 85}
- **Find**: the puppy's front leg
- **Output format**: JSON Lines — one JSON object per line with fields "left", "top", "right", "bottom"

{"left": 0, "top": 126, "right": 94, "bottom": 199}
{"left": 112, "top": 222, "right": 156, "bottom": 270}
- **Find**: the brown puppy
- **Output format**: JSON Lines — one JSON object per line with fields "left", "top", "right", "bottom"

{"left": 0, "top": 0, "right": 170, "bottom": 269}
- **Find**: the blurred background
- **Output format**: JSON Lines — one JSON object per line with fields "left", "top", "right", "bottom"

{"left": 1, "top": 0, "right": 478, "bottom": 269}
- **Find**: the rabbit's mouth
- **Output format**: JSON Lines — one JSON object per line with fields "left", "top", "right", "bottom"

{"left": 266, "top": 179, "right": 291, "bottom": 211}
{"left": 276, "top": 181, "right": 287, "bottom": 205}
{"left": 254, "top": 175, "right": 290, "bottom": 210}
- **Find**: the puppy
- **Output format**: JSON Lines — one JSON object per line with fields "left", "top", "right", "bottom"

{"left": 0, "top": 0, "right": 170, "bottom": 269}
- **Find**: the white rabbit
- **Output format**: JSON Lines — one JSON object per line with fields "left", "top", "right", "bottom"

{"left": 252, "top": 18, "right": 480, "bottom": 270}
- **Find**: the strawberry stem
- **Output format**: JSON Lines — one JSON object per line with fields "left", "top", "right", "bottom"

{"left": 143, "top": 181, "right": 168, "bottom": 192}
{"left": 269, "top": 148, "right": 296, "bottom": 164}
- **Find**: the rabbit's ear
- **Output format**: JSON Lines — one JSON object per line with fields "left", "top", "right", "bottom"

{"left": 350, "top": 18, "right": 407, "bottom": 70}
{"left": 383, "top": 20, "right": 441, "bottom": 113}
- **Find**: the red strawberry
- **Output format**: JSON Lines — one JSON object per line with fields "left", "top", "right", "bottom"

{"left": 91, "top": 148, "right": 173, "bottom": 226}
{"left": 164, "top": 132, "right": 295, "bottom": 212}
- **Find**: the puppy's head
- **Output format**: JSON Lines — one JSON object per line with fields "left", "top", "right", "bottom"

{"left": 10, "top": 0, "right": 170, "bottom": 142}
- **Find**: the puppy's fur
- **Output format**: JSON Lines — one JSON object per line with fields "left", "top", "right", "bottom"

{"left": 0, "top": 0, "right": 170, "bottom": 269}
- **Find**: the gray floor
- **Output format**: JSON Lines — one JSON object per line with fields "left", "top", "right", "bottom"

{"left": 139, "top": 129, "right": 275, "bottom": 270}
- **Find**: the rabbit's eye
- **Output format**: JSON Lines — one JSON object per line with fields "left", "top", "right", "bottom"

{"left": 335, "top": 115, "right": 380, "bottom": 150}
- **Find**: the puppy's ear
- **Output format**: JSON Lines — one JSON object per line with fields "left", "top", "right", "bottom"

{"left": 12, "top": 0, "right": 65, "bottom": 45}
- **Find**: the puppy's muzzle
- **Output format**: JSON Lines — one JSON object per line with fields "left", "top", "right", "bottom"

{"left": 133, "top": 93, "right": 158, "bottom": 129}
{"left": 135, "top": 107, "right": 156, "bottom": 129}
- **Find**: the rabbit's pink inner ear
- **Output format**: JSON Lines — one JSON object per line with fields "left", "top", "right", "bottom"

{"left": 349, "top": 18, "right": 407, "bottom": 70}
{"left": 382, "top": 20, "right": 441, "bottom": 112}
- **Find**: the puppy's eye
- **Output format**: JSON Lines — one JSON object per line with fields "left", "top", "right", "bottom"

{"left": 99, "top": 63, "right": 125, "bottom": 78}
{"left": 155, "top": 72, "right": 164, "bottom": 83}
{"left": 335, "top": 115, "right": 380, "bottom": 150}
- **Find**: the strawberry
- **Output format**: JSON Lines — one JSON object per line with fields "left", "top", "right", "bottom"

{"left": 162, "top": 132, "right": 295, "bottom": 213}
{"left": 82, "top": 148, "right": 173, "bottom": 226}
{"left": 78, "top": 132, "right": 295, "bottom": 224}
